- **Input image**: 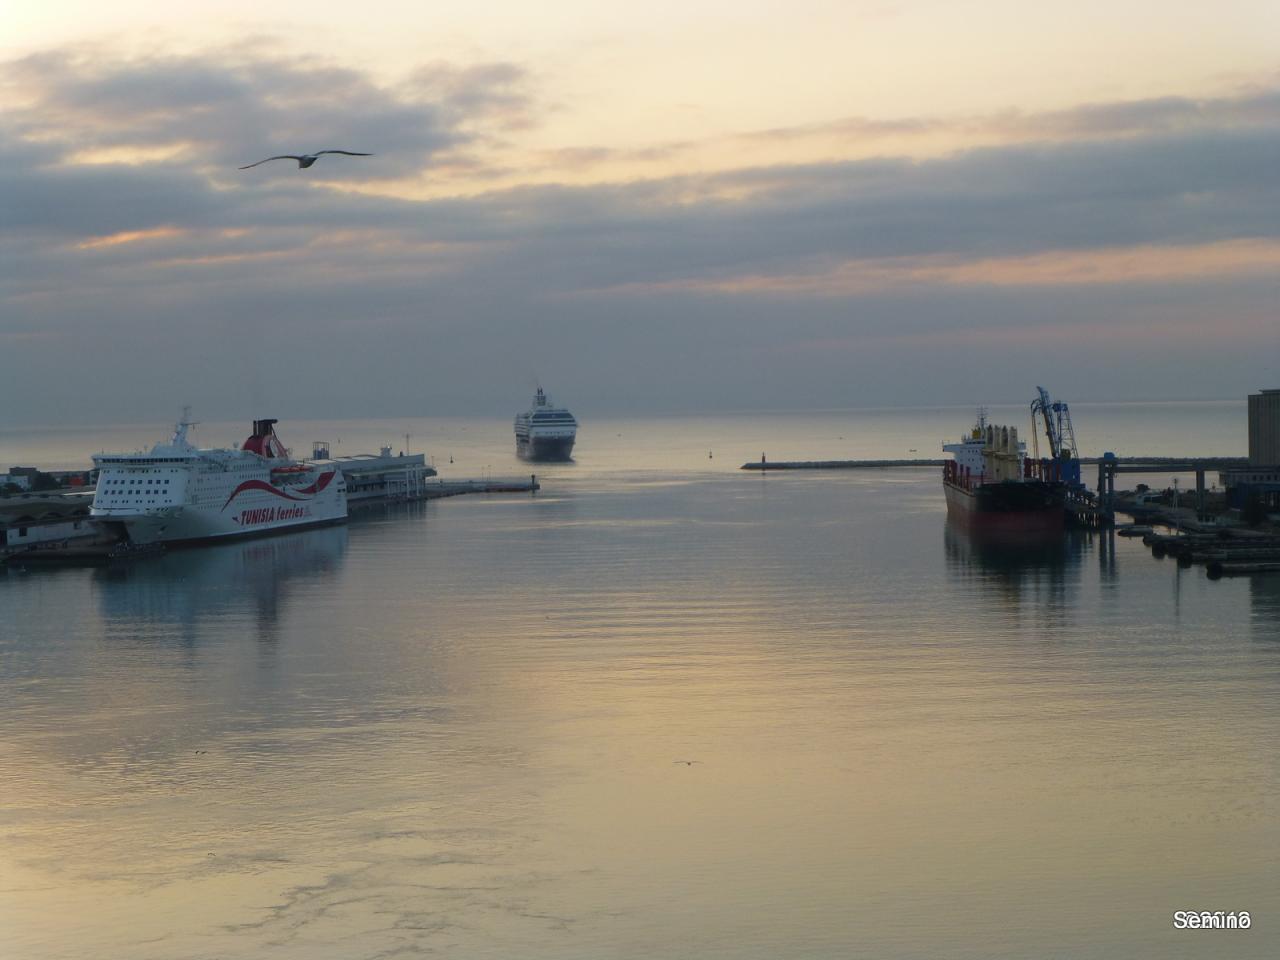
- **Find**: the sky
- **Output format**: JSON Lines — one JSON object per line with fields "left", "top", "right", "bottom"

{"left": 1, "top": 1, "right": 1278, "bottom": 426}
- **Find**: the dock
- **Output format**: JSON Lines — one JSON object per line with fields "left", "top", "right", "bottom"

{"left": 342, "top": 474, "right": 541, "bottom": 504}
{"left": 6, "top": 538, "right": 164, "bottom": 567}
{"left": 1140, "top": 528, "right": 1280, "bottom": 578}
{"left": 3, "top": 473, "right": 540, "bottom": 567}
{"left": 1066, "top": 498, "right": 1110, "bottom": 530}
{"left": 742, "top": 455, "right": 1247, "bottom": 472}
{"left": 311, "top": 448, "right": 436, "bottom": 501}
{"left": 1094, "top": 456, "right": 1246, "bottom": 522}
{"left": 422, "top": 477, "right": 540, "bottom": 499}
{"left": 742, "top": 458, "right": 944, "bottom": 470}
{"left": 2, "top": 490, "right": 97, "bottom": 565}
{"left": 313, "top": 448, "right": 539, "bottom": 502}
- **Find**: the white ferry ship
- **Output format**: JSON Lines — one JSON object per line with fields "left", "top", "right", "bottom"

{"left": 91, "top": 413, "right": 347, "bottom": 545}
{"left": 514, "top": 387, "right": 578, "bottom": 461}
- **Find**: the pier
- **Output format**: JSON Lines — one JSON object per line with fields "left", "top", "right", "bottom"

{"left": 1, "top": 491, "right": 98, "bottom": 563}
{"left": 3, "top": 475, "right": 540, "bottom": 567}
{"left": 1095, "top": 457, "right": 1246, "bottom": 523}
{"left": 311, "top": 446, "right": 539, "bottom": 502}
{"left": 739, "top": 454, "right": 1252, "bottom": 533}
{"left": 421, "top": 477, "right": 541, "bottom": 499}
{"left": 743, "top": 455, "right": 1247, "bottom": 473}
{"left": 742, "top": 458, "right": 944, "bottom": 470}
{"left": 1140, "top": 528, "right": 1280, "bottom": 578}
{"left": 311, "top": 447, "right": 435, "bottom": 501}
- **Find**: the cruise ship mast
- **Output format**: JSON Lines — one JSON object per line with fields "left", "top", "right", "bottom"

{"left": 171, "top": 406, "right": 197, "bottom": 448}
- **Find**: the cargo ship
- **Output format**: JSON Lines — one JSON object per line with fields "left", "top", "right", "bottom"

{"left": 91, "top": 412, "right": 347, "bottom": 545}
{"left": 514, "top": 387, "right": 577, "bottom": 461}
{"left": 942, "top": 411, "right": 1066, "bottom": 532}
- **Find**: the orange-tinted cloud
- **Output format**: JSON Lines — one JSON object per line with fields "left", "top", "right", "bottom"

{"left": 587, "top": 239, "right": 1280, "bottom": 298}
{"left": 75, "top": 226, "right": 186, "bottom": 249}
{"left": 463, "top": 88, "right": 1280, "bottom": 193}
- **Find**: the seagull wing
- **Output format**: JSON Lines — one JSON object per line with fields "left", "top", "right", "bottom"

{"left": 313, "top": 150, "right": 374, "bottom": 157}
{"left": 239, "top": 155, "right": 305, "bottom": 169}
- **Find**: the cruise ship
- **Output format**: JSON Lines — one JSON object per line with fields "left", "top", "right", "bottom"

{"left": 91, "top": 413, "right": 347, "bottom": 545}
{"left": 514, "top": 388, "right": 578, "bottom": 461}
{"left": 942, "top": 411, "right": 1066, "bottom": 532}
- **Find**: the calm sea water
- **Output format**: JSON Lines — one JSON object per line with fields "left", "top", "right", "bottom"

{"left": 2, "top": 404, "right": 1276, "bottom": 959}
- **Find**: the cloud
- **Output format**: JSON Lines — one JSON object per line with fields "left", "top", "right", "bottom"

{"left": 579, "top": 239, "right": 1280, "bottom": 298}
{"left": 6, "top": 99, "right": 1279, "bottom": 291}
{"left": 0, "top": 45, "right": 534, "bottom": 180}
{"left": 491, "top": 87, "right": 1280, "bottom": 188}
{"left": 1, "top": 44, "right": 1277, "bottom": 424}
{"left": 404, "top": 62, "right": 533, "bottom": 131}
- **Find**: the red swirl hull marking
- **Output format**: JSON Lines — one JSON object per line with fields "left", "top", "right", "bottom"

{"left": 220, "top": 471, "right": 337, "bottom": 511}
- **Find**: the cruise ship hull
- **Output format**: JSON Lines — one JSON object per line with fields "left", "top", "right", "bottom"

{"left": 944, "top": 479, "right": 1065, "bottom": 533}
{"left": 516, "top": 435, "right": 576, "bottom": 462}
{"left": 514, "top": 388, "right": 578, "bottom": 462}
{"left": 97, "top": 506, "right": 346, "bottom": 547}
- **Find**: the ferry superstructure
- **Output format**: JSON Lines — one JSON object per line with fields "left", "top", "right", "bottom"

{"left": 514, "top": 388, "right": 578, "bottom": 461}
{"left": 942, "top": 411, "right": 1065, "bottom": 532}
{"left": 91, "top": 413, "right": 347, "bottom": 545}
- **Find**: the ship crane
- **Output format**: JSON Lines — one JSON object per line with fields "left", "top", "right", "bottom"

{"left": 1030, "top": 386, "right": 1078, "bottom": 462}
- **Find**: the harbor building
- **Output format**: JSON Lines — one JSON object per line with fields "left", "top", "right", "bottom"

{"left": 0, "top": 472, "right": 32, "bottom": 492}
{"left": 1248, "top": 388, "right": 1280, "bottom": 466}
{"left": 1221, "top": 388, "right": 1280, "bottom": 511}
{"left": 1, "top": 491, "right": 97, "bottom": 558}
{"left": 310, "top": 444, "right": 437, "bottom": 502}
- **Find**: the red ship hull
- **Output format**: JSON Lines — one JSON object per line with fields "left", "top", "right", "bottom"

{"left": 943, "top": 479, "right": 1065, "bottom": 534}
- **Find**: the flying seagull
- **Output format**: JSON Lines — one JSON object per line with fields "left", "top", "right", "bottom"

{"left": 239, "top": 150, "right": 372, "bottom": 170}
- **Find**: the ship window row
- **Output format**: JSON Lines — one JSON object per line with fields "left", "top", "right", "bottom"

{"left": 104, "top": 478, "right": 171, "bottom": 485}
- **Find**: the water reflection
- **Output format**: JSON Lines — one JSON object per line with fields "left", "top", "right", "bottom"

{"left": 943, "top": 518, "right": 1084, "bottom": 572}
{"left": 1250, "top": 571, "right": 1280, "bottom": 636}
{"left": 4, "top": 471, "right": 1278, "bottom": 960}
{"left": 1096, "top": 526, "right": 1118, "bottom": 582}
{"left": 93, "top": 526, "right": 349, "bottom": 645}
{"left": 942, "top": 518, "right": 1090, "bottom": 614}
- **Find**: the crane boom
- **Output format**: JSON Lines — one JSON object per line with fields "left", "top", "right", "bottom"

{"left": 1032, "top": 386, "right": 1059, "bottom": 459}
{"left": 1030, "top": 385, "right": 1078, "bottom": 459}
{"left": 1028, "top": 386, "right": 1083, "bottom": 489}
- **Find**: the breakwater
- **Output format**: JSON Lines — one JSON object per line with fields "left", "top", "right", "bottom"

{"left": 742, "top": 456, "right": 1248, "bottom": 471}
{"left": 742, "top": 459, "right": 945, "bottom": 470}
{"left": 423, "top": 478, "right": 540, "bottom": 498}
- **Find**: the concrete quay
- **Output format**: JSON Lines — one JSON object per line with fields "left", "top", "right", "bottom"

{"left": 2, "top": 475, "right": 540, "bottom": 567}
{"left": 742, "top": 458, "right": 944, "bottom": 470}
{"left": 741, "top": 455, "right": 1247, "bottom": 472}
{"left": 422, "top": 477, "right": 540, "bottom": 498}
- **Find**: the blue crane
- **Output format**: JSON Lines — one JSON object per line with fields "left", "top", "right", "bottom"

{"left": 1030, "top": 386, "right": 1082, "bottom": 486}
{"left": 1030, "top": 386, "right": 1078, "bottom": 460}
